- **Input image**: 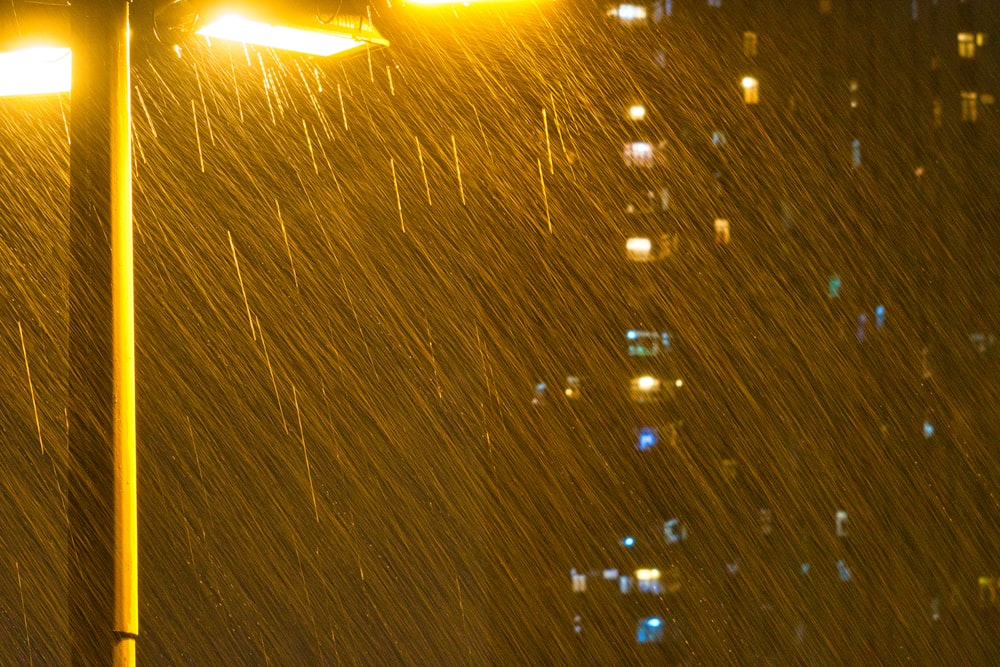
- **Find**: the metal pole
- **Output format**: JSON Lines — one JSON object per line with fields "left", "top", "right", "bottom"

{"left": 68, "top": 0, "right": 136, "bottom": 663}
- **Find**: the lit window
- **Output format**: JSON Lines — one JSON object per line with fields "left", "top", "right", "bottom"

{"left": 923, "top": 420, "right": 935, "bottom": 439}
{"left": 875, "top": 304, "right": 886, "bottom": 328}
{"left": 636, "top": 427, "right": 658, "bottom": 451}
{"left": 759, "top": 508, "right": 774, "bottom": 535}
{"left": 636, "top": 568, "right": 662, "bottom": 593}
{"left": 836, "top": 510, "right": 849, "bottom": 537}
{"left": 624, "top": 234, "right": 677, "bottom": 262}
{"left": 631, "top": 375, "right": 662, "bottom": 402}
{"left": 625, "top": 236, "right": 653, "bottom": 261}
{"left": 741, "top": 76, "right": 759, "bottom": 104}
{"left": 933, "top": 98, "right": 943, "bottom": 128}
{"left": 571, "top": 571, "right": 587, "bottom": 592}
{"left": 626, "top": 329, "right": 671, "bottom": 357}
{"left": 532, "top": 381, "right": 546, "bottom": 406}
{"left": 911, "top": 0, "right": 917, "bottom": 20}
{"left": 708, "top": 0, "right": 721, "bottom": 7}
{"left": 721, "top": 458, "right": 738, "bottom": 481}
{"left": 623, "top": 141, "right": 654, "bottom": 167}
{"left": 962, "top": 91, "right": 978, "bottom": 122}
{"left": 637, "top": 617, "right": 664, "bottom": 643}
{"left": 828, "top": 274, "right": 841, "bottom": 298}
{"left": 711, "top": 130, "right": 727, "bottom": 146}
{"left": 564, "top": 376, "right": 582, "bottom": 399}
{"left": 628, "top": 104, "right": 646, "bottom": 121}
{"left": 959, "top": 32, "right": 976, "bottom": 58}
{"left": 851, "top": 138, "right": 861, "bottom": 168}
{"left": 608, "top": 3, "right": 648, "bottom": 22}
{"left": 714, "top": 218, "right": 730, "bottom": 244}
{"left": 837, "top": 560, "right": 852, "bottom": 582}
{"left": 970, "top": 332, "right": 997, "bottom": 354}
{"left": 849, "top": 79, "right": 859, "bottom": 108}
{"left": 651, "top": 0, "right": 671, "bottom": 21}
{"left": 619, "top": 575, "right": 632, "bottom": 594}
{"left": 664, "top": 518, "right": 687, "bottom": 543}
{"left": 980, "top": 577, "right": 999, "bottom": 608}
{"left": 977, "top": 33, "right": 987, "bottom": 47}
{"left": 743, "top": 31, "right": 758, "bottom": 57}
{"left": 857, "top": 312, "right": 867, "bottom": 342}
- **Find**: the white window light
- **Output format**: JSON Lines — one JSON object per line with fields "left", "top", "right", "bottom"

{"left": 637, "top": 375, "right": 658, "bottom": 390}
{"left": 625, "top": 236, "right": 653, "bottom": 261}
{"left": 836, "top": 510, "right": 849, "bottom": 537}
{"left": 628, "top": 104, "right": 647, "bottom": 121}
{"left": 609, "top": 4, "right": 648, "bottom": 21}
{"left": 623, "top": 141, "right": 654, "bottom": 167}
{"left": 635, "top": 568, "right": 662, "bottom": 593}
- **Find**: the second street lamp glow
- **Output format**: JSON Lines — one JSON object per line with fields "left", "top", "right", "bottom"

{"left": 196, "top": 14, "right": 378, "bottom": 56}
{"left": 0, "top": 46, "right": 70, "bottom": 95}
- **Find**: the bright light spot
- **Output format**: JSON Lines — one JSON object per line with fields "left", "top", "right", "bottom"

{"left": 741, "top": 76, "right": 758, "bottom": 89}
{"left": 626, "top": 237, "right": 652, "bottom": 252}
{"left": 614, "top": 4, "right": 648, "bottom": 20}
{"left": 637, "top": 375, "right": 657, "bottom": 390}
{"left": 622, "top": 536, "right": 635, "bottom": 547}
{"left": 197, "top": 14, "right": 376, "bottom": 57}
{"left": 637, "top": 427, "right": 657, "bottom": 451}
{"left": 674, "top": 378, "right": 683, "bottom": 388}
{"left": 646, "top": 617, "right": 662, "bottom": 628}
{"left": 628, "top": 104, "right": 646, "bottom": 120}
{"left": 628, "top": 141, "right": 652, "bottom": 155}
{"left": 923, "top": 421, "right": 935, "bottom": 438}
{"left": 627, "top": 329, "right": 638, "bottom": 340}
{"left": 636, "top": 568, "right": 659, "bottom": 580}
{"left": 0, "top": 47, "right": 71, "bottom": 96}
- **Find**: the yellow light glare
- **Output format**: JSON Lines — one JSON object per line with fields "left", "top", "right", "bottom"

{"left": 628, "top": 104, "right": 646, "bottom": 121}
{"left": 636, "top": 568, "right": 660, "bottom": 580}
{"left": 197, "top": 14, "right": 367, "bottom": 57}
{"left": 403, "top": 0, "right": 519, "bottom": 5}
{"left": 637, "top": 375, "right": 658, "bottom": 390}
{"left": 741, "top": 76, "right": 758, "bottom": 89}
{"left": 0, "top": 46, "right": 71, "bottom": 96}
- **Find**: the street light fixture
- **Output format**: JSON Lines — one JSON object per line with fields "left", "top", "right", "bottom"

{"left": 152, "top": 0, "right": 387, "bottom": 55}
{"left": 0, "top": 1, "right": 70, "bottom": 95}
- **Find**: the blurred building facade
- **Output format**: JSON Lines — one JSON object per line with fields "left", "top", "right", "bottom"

{"left": 530, "top": 0, "right": 1000, "bottom": 662}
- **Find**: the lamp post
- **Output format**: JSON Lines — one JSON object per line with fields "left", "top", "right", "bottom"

{"left": 5, "top": 0, "right": 511, "bottom": 662}
{"left": 58, "top": 0, "right": 397, "bottom": 661}
{"left": 67, "top": 2, "right": 134, "bottom": 665}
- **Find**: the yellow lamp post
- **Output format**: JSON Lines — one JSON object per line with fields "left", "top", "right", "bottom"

{"left": 1, "top": 0, "right": 513, "bottom": 662}
{"left": 0, "top": 0, "right": 385, "bottom": 663}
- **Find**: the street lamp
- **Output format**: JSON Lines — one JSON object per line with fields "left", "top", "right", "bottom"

{"left": 1, "top": 0, "right": 384, "bottom": 663}
{"left": 3, "top": 0, "right": 505, "bottom": 664}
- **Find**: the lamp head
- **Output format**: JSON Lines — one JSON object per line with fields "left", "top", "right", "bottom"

{"left": 0, "top": 0, "right": 71, "bottom": 96}
{"left": 146, "top": 0, "right": 387, "bottom": 56}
